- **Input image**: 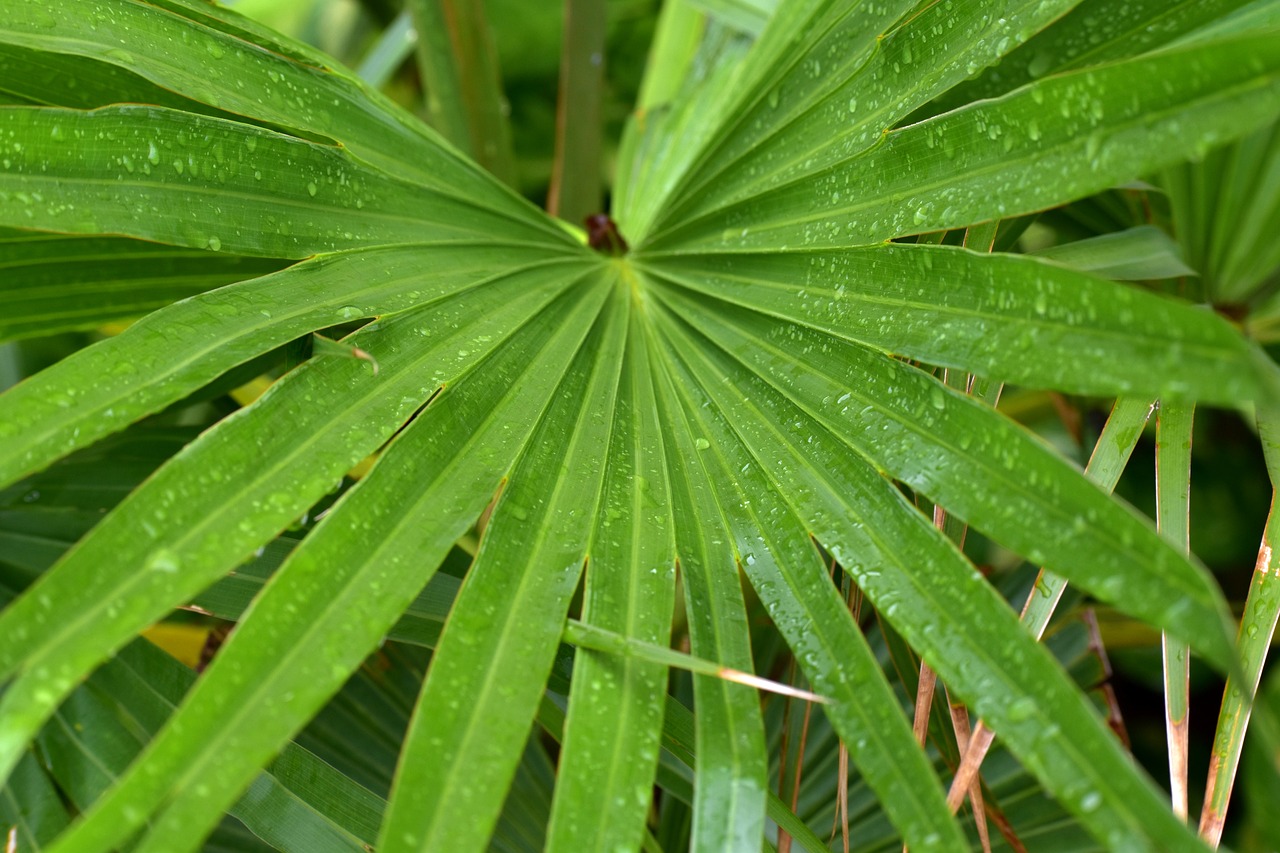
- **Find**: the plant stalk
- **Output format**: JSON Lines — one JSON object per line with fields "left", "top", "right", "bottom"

{"left": 1198, "top": 408, "right": 1280, "bottom": 846}
{"left": 547, "top": 0, "right": 606, "bottom": 225}
{"left": 1156, "top": 400, "right": 1195, "bottom": 819}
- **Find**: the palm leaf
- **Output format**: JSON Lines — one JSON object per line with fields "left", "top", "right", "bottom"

{"left": 2, "top": 1, "right": 1279, "bottom": 850}
{"left": 544, "top": 308, "right": 676, "bottom": 852}
{"left": 0, "top": 230, "right": 285, "bottom": 341}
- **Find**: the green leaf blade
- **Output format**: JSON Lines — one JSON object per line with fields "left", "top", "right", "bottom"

{"left": 0, "top": 266, "right": 582, "bottom": 789}
{"left": 640, "top": 244, "right": 1276, "bottom": 406}
{"left": 653, "top": 304, "right": 967, "bottom": 851}
{"left": 0, "top": 106, "right": 560, "bottom": 258}
{"left": 0, "top": 231, "right": 286, "bottom": 342}
{"left": 1, "top": 750, "right": 70, "bottom": 849}
{"left": 547, "top": 306, "right": 677, "bottom": 853}
{"left": 0, "top": 244, "right": 583, "bottom": 488}
{"left": 1032, "top": 225, "right": 1198, "bottom": 281}
{"left": 0, "top": 0, "right": 543, "bottom": 222}
{"left": 653, "top": 327, "right": 768, "bottom": 851}
{"left": 935, "top": 0, "right": 1260, "bottom": 112}
{"left": 43, "top": 639, "right": 384, "bottom": 852}
{"left": 39, "top": 277, "right": 615, "bottom": 853}
{"left": 652, "top": 301, "right": 1209, "bottom": 850}
{"left": 648, "top": 33, "right": 1280, "bottom": 251}
{"left": 651, "top": 0, "right": 1078, "bottom": 235}
{"left": 378, "top": 279, "right": 628, "bottom": 853}
{"left": 654, "top": 287, "right": 1238, "bottom": 674}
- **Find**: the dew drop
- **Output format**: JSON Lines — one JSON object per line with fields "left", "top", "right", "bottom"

{"left": 1006, "top": 696, "right": 1036, "bottom": 722}
{"left": 146, "top": 549, "right": 180, "bottom": 573}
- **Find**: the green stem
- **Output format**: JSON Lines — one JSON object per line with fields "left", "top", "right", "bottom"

{"left": 409, "top": 0, "right": 516, "bottom": 185}
{"left": 1017, "top": 397, "right": 1155, "bottom": 639}
{"left": 1156, "top": 400, "right": 1195, "bottom": 820}
{"left": 547, "top": 0, "right": 606, "bottom": 225}
{"left": 356, "top": 10, "right": 417, "bottom": 88}
{"left": 948, "top": 397, "right": 1153, "bottom": 811}
{"left": 1198, "top": 407, "right": 1280, "bottom": 847}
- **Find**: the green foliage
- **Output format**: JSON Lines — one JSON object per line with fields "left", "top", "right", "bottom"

{"left": 1, "top": 1, "right": 1279, "bottom": 851}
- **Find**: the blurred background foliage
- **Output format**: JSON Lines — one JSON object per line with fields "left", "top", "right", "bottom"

{"left": 227, "top": 0, "right": 658, "bottom": 203}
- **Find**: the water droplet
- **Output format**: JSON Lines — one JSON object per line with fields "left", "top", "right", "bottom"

{"left": 1027, "top": 51, "right": 1053, "bottom": 78}
{"left": 1085, "top": 133, "right": 1101, "bottom": 161}
{"left": 206, "top": 235, "right": 222, "bottom": 252}
{"left": 694, "top": 438, "right": 710, "bottom": 451}
{"left": 29, "top": 7, "right": 58, "bottom": 28}
{"left": 146, "top": 549, "right": 180, "bottom": 573}
{"left": 1007, "top": 696, "right": 1036, "bottom": 722}
{"left": 306, "top": 181, "right": 318, "bottom": 197}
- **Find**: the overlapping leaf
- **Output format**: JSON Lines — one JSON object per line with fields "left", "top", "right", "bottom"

{"left": 1, "top": 1, "right": 1279, "bottom": 851}
{"left": 0, "top": 229, "right": 286, "bottom": 341}
{"left": 642, "top": 33, "right": 1280, "bottom": 250}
